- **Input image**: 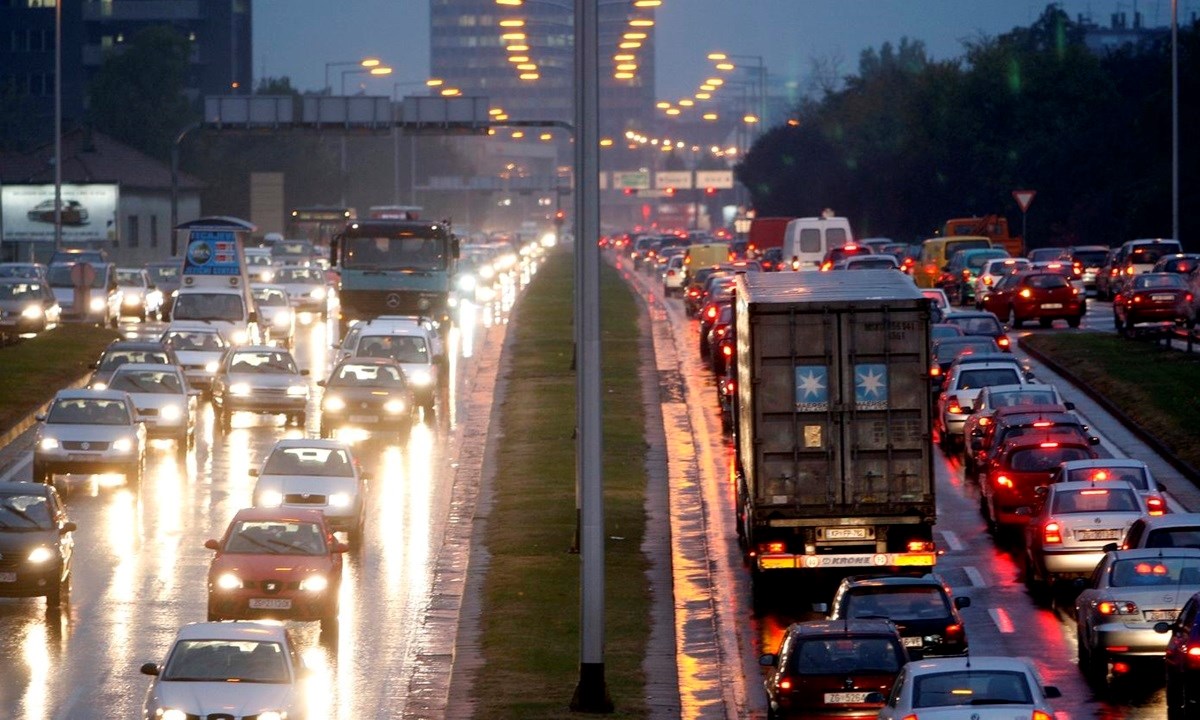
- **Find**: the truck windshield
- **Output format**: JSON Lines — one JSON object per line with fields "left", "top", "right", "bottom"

{"left": 173, "top": 293, "right": 245, "bottom": 322}
{"left": 344, "top": 235, "right": 448, "bottom": 271}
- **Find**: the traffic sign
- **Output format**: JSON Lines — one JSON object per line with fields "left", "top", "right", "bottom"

{"left": 70, "top": 262, "right": 96, "bottom": 287}
{"left": 1012, "top": 189, "right": 1036, "bottom": 213}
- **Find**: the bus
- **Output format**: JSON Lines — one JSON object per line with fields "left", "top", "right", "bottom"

{"left": 287, "top": 206, "right": 356, "bottom": 248}
{"left": 368, "top": 205, "right": 422, "bottom": 220}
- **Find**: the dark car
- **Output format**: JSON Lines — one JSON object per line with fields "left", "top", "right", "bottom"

{"left": 759, "top": 619, "right": 909, "bottom": 720}
{"left": 705, "top": 304, "right": 734, "bottom": 370}
{"left": 0, "top": 277, "right": 61, "bottom": 338}
{"left": 929, "top": 336, "right": 1001, "bottom": 391}
{"left": 826, "top": 574, "right": 970, "bottom": 658}
{"left": 1068, "top": 245, "right": 1111, "bottom": 292}
{"left": 88, "top": 339, "right": 179, "bottom": 389}
{"left": 0, "top": 482, "right": 75, "bottom": 609}
{"left": 941, "top": 310, "right": 1010, "bottom": 351}
{"left": 1151, "top": 253, "right": 1200, "bottom": 276}
{"left": 820, "top": 243, "right": 873, "bottom": 271}
{"left": 1113, "top": 272, "right": 1195, "bottom": 332}
{"left": 1157, "top": 590, "right": 1200, "bottom": 718}
{"left": 683, "top": 266, "right": 724, "bottom": 317}
{"left": 318, "top": 357, "right": 417, "bottom": 439}
{"left": 760, "top": 246, "right": 785, "bottom": 272}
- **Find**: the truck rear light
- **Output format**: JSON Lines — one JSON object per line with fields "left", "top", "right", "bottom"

{"left": 930, "top": 366, "right": 941, "bottom": 377}
{"left": 1146, "top": 495, "right": 1166, "bottom": 516}
{"left": 762, "top": 541, "right": 787, "bottom": 554}
{"left": 908, "top": 540, "right": 935, "bottom": 552}
{"left": 1043, "top": 521, "right": 1062, "bottom": 544}
{"left": 995, "top": 475, "right": 1013, "bottom": 489}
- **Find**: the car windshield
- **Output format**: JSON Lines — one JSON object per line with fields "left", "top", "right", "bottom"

{"left": 0, "top": 265, "right": 40, "bottom": 279}
{"left": 1051, "top": 487, "right": 1140, "bottom": 513}
{"left": 108, "top": 369, "right": 183, "bottom": 395}
{"left": 844, "top": 586, "right": 950, "bottom": 621}
{"left": 262, "top": 446, "right": 354, "bottom": 477}
{"left": 331, "top": 363, "right": 406, "bottom": 387}
{"left": 989, "top": 390, "right": 1058, "bottom": 408}
{"left": 913, "top": 670, "right": 1033, "bottom": 708}
{"left": 1074, "top": 251, "right": 1108, "bottom": 266}
{"left": 1109, "top": 557, "right": 1200, "bottom": 586}
{"left": 989, "top": 260, "right": 1029, "bottom": 276}
{"left": 787, "top": 637, "right": 903, "bottom": 675}
{"left": 1130, "top": 245, "right": 1180, "bottom": 264}
{"left": 0, "top": 282, "right": 41, "bottom": 300}
{"left": 0, "top": 494, "right": 53, "bottom": 530}
{"left": 1143, "top": 528, "right": 1200, "bottom": 550}
{"left": 1064, "top": 466, "right": 1148, "bottom": 490}
{"left": 47, "top": 397, "right": 130, "bottom": 425}
{"left": 162, "top": 639, "right": 290, "bottom": 683}
{"left": 276, "top": 241, "right": 314, "bottom": 258}
{"left": 1133, "top": 274, "right": 1186, "bottom": 290}
{"left": 1029, "top": 249, "right": 1069, "bottom": 262}
{"left": 172, "top": 293, "right": 245, "bottom": 322}
{"left": 47, "top": 264, "right": 108, "bottom": 289}
{"left": 1025, "top": 274, "right": 1069, "bottom": 290}
{"left": 966, "top": 252, "right": 1008, "bottom": 270}
{"left": 246, "top": 254, "right": 273, "bottom": 267}
{"left": 100, "top": 350, "right": 169, "bottom": 370}
{"left": 343, "top": 234, "right": 448, "bottom": 271}
{"left": 931, "top": 325, "right": 963, "bottom": 340}
{"left": 276, "top": 268, "right": 323, "bottom": 283}
{"left": 224, "top": 519, "right": 328, "bottom": 555}
{"left": 956, "top": 368, "right": 1020, "bottom": 389}
{"left": 115, "top": 271, "right": 143, "bottom": 287}
{"left": 253, "top": 288, "right": 290, "bottom": 306}
{"left": 357, "top": 335, "right": 429, "bottom": 364}
{"left": 1009, "top": 446, "right": 1092, "bottom": 471}
{"left": 946, "top": 316, "right": 1002, "bottom": 335}
{"left": 229, "top": 351, "right": 297, "bottom": 374}
{"left": 146, "top": 265, "right": 179, "bottom": 284}
{"left": 166, "top": 331, "right": 224, "bottom": 351}
{"left": 933, "top": 340, "right": 997, "bottom": 361}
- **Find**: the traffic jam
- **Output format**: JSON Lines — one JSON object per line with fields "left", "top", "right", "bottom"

{"left": 0, "top": 219, "right": 546, "bottom": 719}
{"left": 609, "top": 215, "right": 1200, "bottom": 720}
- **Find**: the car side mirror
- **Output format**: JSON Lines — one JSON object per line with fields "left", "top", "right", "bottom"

{"left": 60, "top": 521, "right": 77, "bottom": 534}
{"left": 204, "top": 538, "right": 220, "bottom": 551}
{"left": 1154, "top": 621, "right": 1173, "bottom": 634}
{"left": 35, "top": 414, "right": 46, "bottom": 422}
{"left": 248, "top": 468, "right": 259, "bottom": 477}
{"left": 1015, "top": 506, "right": 1033, "bottom": 517}
{"left": 1034, "top": 485, "right": 1048, "bottom": 497}
{"left": 1102, "top": 542, "right": 1119, "bottom": 552}
{"left": 332, "top": 541, "right": 350, "bottom": 554}
{"left": 300, "top": 369, "right": 310, "bottom": 376}
{"left": 1073, "top": 577, "right": 1088, "bottom": 590}
{"left": 758, "top": 653, "right": 778, "bottom": 667}
{"left": 1043, "top": 686, "right": 1062, "bottom": 699}
{"left": 864, "top": 692, "right": 886, "bottom": 704}
{"left": 1088, "top": 436, "right": 1100, "bottom": 446}
{"left": 139, "top": 662, "right": 160, "bottom": 676}
{"left": 1064, "top": 401, "right": 1075, "bottom": 410}
{"left": 954, "top": 596, "right": 971, "bottom": 609}
{"left": 316, "top": 379, "right": 326, "bottom": 387}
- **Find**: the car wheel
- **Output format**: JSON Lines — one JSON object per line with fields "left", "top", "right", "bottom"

{"left": 1010, "top": 307, "right": 1023, "bottom": 329}
{"left": 176, "top": 437, "right": 188, "bottom": 461}
{"left": 980, "top": 495, "right": 996, "bottom": 534}
{"left": 207, "top": 605, "right": 220, "bottom": 622}
{"left": 1067, "top": 315, "right": 1082, "bottom": 329}
{"left": 1082, "top": 641, "right": 1108, "bottom": 687}
{"left": 46, "top": 570, "right": 69, "bottom": 608}
{"left": 1039, "top": 317, "right": 1053, "bottom": 329}
{"left": 319, "top": 611, "right": 339, "bottom": 640}
{"left": 219, "top": 405, "right": 232, "bottom": 431}
{"left": 32, "top": 461, "right": 50, "bottom": 484}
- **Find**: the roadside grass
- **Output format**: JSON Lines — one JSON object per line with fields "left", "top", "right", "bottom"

{"left": 473, "top": 250, "right": 650, "bottom": 718}
{"left": 0, "top": 325, "right": 117, "bottom": 431}
{"left": 1021, "top": 332, "right": 1200, "bottom": 470}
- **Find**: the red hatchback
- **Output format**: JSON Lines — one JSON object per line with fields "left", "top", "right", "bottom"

{"left": 981, "top": 434, "right": 1099, "bottom": 531}
{"left": 1113, "top": 272, "right": 1195, "bottom": 333}
{"left": 205, "top": 507, "right": 347, "bottom": 635}
{"left": 760, "top": 619, "right": 909, "bottom": 719}
{"left": 979, "top": 270, "right": 1085, "bottom": 328}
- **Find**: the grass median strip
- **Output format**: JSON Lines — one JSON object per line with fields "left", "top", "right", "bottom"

{"left": 474, "top": 250, "right": 650, "bottom": 718}
{"left": 1021, "top": 332, "right": 1200, "bottom": 470}
{"left": 0, "top": 325, "right": 117, "bottom": 431}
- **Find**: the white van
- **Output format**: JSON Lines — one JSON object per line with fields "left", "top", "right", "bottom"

{"left": 782, "top": 215, "right": 854, "bottom": 271}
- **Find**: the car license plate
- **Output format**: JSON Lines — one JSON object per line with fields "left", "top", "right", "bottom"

{"left": 1075, "top": 529, "right": 1122, "bottom": 541}
{"left": 350, "top": 415, "right": 378, "bottom": 423}
{"left": 1041, "top": 303, "right": 1063, "bottom": 309}
{"left": 1152, "top": 294, "right": 1174, "bottom": 302}
{"left": 248, "top": 598, "right": 292, "bottom": 610}
{"left": 1145, "top": 610, "right": 1176, "bottom": 622}
{"left": 824, "top": 527, "right": 869, "bottom": 540}
{"left": 824, "top": 692, "right": 870, "bottom": 704}
{"left": 902, "top": 636, "right": 923, "bottom": 647}
{"left": 0, "top": 572, "right": 16, "bottom": 583}
{"left": 67, "top": 454, "right": 94, "bottom": 462}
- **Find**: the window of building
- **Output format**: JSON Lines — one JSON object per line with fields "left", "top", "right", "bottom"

{"left": 26, "top": 1, "right": 58, "bottom": 8}
{"left": 150, "top": 215, "right": 158, "bottom": 248}
{"left": 127, "top": 215, "right": 139, "bottom": 248}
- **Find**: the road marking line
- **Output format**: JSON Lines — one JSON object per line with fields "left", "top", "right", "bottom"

{"left": 964, "top": 566, "right": 986, "bottom": 588}
{"left": 0, "top": 455, "right": 30, "bottom": 483}
{"left": 989, "top": 607, "right": 1015, "bottom": 633}
{"left": 940, "top": 530, "right": 963, "bottom": 552}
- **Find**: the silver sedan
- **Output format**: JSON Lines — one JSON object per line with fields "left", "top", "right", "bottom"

{"left": 210, "top": 346, "right": 310, "bottom": 429}
{"left": 32, "top": 388, "right": 147, "bottom": 487}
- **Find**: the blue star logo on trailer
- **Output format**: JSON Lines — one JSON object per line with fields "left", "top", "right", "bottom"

{"left": 794, "top": 365, "right": 828, "bottom": 411}
{"left": 855, "top": 364, "right": 888, "bottom": 409}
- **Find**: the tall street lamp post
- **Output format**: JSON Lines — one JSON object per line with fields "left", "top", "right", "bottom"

{"left": 1171, "top": 0, "right": 1179, "bottom": 241}
{"left": 53, "top": 0, "right": 62, "bottom": 251}
{"left": 324, "top": 58, "right": 380, "bottom": 94}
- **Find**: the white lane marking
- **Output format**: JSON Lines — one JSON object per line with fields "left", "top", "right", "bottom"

{"left": 940, "top": 530, "right": 963, "bottom": 552}
{"left": 964, "top": 566, "right": 986, "bottom": 588}
{"left": 0, "top": 455, "right": 31, "bottom": 483}
{"left": 990, "top": 607, "right": 1015, "bottom": 633}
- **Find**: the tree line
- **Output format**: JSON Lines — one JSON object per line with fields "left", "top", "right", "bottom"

{"left": 736, "top": 6, "right": 1199, "bottom": 249}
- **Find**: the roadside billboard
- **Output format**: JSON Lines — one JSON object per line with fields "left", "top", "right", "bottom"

{"left": 1, "top": 183, "right": 119, "bottom": 243}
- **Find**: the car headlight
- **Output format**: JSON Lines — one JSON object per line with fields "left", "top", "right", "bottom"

{"left": 328, "top": 492, "right": 351, "bottom": 508}
{"left": 310, "top": 287, "right": 326, "bottom": 300}
{"left": 299, "top": 575, "right": 328, "bottom": 592}
{"left": 324, "top": 396, "right": 345, "bottom": 412}
{"left": 258, "top": 489, "right": 283, "bottom": 507}
{"left": 27, "top": 546, "right": 55, "bottom": 564}
{"left": 383, "top": 399, "right": 405, "bottom": 414}
{"left": 230, "top": 382, "right": 252, "bottom": 396}
{"left": 479, "top": 265, "right": 495, "bottom": 280}
{"left": 112, "top": 437, "right": 134, "bottom": 453}
{"left": 159, "top": 404, "right": 182, "bottom": 421}
{"left": 39, "top": 437, "right": 59, "bottom": 451}
{"left": 458, "top": 274, "right": 477, "bottom": 292}
{"left": 204, "top": 360, "right": 219, "bottom": 374}
{"left": 21, "top": 305, "right": 43, "bottom": 319}
{"left": 215, "top": 572, "right": 242, "bottom": 590}
{"left": 230, "top": 329, "right": 249, "bottom": 345}
{"left": 272, "top": 311, "right": 292, "bottom": 327}
{"left": 261, "top": 271, "right": 275, "bottom": 283}
{"left": 89, "top": 297, "right": 106, "bottom": 312}
{"left": 160, "top": 709, "right": 188, "bottom": 720}
{"left": 123, "top": 294, "right": 140, "bottom": 305}
{"left": 408, "top": 370, "right": 433, "bottom": 386}
{"left": 91, "top": 381, "right": 108, "bottom": 390}
{"left": 286, "top": 385, "right": 308, "bottom": 397}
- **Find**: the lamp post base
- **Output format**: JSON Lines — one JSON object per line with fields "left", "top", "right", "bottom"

{"left": 570, "top": 662, "right": 613, "bottom": 713}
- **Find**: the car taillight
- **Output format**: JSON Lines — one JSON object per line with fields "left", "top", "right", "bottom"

{"left": 705, "top": 307, "right": 718, "bottom": 320}
{"left": 996, "top": 475, "right": 1013, "bottom": 489}
{"left": 791, "top": 257, "right": 801, "bottom": 271}
{"left": 1187, "top": 293, "right": 1194, "bottom": 303}
{"left": 722, "top": 344, "right": 733, "bottom": 358}
{"left": 948, "top": 402, "right": 965, "bottom": 415}
{"left": 930, "top": 366, "right": 941, "bottom": 377}
{"left": 1043, "top": 521, "right": 1062, "bottom": 544}
{"left": 979, "top": 417, "right": 990, "bottom": 426}
{"left": 1126, "top": 266, "right": 1135, "bottom": 275}
{"left": 984, "top": 276, "right": 993, "bottom": 286}
{"left": 1020, "top": 288, "right": 1032, "bottom": 298}
{"left": 723, "top": 379, "right": 735, "bottom": 395}
{"left": 820, "top": 261, "right": 832, "bottom": 271}
{"left": 1146, "top": 495, "right": 1166, "bottom": 516}
{"left": 716, "top": 327, "right": 728, "bottom": 338}
{"left": 1096, "top": 600, "right": 1139, "bottom": 615}
{"left": 944, "top": 623, "right": 963, "bottom": 640}
{"left": 1033, "top": 711, "right": 1054, "bottom": 720}
{"left": 1187, "top": 646, "right": 1200, "bottom": 669}
{"left": 997, "top": 336, "right": 1010, "bottom": 348}
{"left": 777, "top": 676, "right": 794, "bottom": 691}
{"left": 1133, "top": 294, "right": 1143, "bottom": 303}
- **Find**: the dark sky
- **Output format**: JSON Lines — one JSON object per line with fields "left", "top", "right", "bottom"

{"left": 253, "top": 1, "right": 1187, "bottom": 99}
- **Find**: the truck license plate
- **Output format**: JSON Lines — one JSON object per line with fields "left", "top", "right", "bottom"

{"left": 1041, "top": 303, "right": 1063, "bottom": 309}
{"left": 824, "top": 692, "right": 870, "bottom": 704}
{"left": 824, "top": 527, "right": 869, "bottom": 540}
{"left": 0, "top": 572, "right": 16, "bottom": 583}
{"left": 249, "top": 598, "right": 292, "bottom": 610}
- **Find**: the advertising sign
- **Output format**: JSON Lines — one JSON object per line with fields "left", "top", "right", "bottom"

{"left": 1, "top": 184, "right": 119, "bottom": 243}
{"left": 183, "top": 230, "right": 243, "bottom": 276}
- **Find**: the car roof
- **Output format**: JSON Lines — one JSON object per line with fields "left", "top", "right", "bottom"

{"left": 903, "top": 655, "right": 1036, "bottom": 675}
{"left": 268, "top": 438, "right": 353, "bottom": 451}
{"left": 839, "top": 573, "right": 945, "bottom": 589}
{"left": 104, "top": 340, "right": 168, "bottom": 351}
{"left": 1051, "top": 479, "right": 1141, "bottom": 494}
{"left": 231, "top": 345, "right": 293, "bottom": 353}
{"left": 785, "top": 619, "right": 901, "bottom": 637}
{"left": 228, "top": 506, "right": 328, "bottom": 524}
{"left": 992, "top": 403, "right": 1072, "bottom": 419}
{"left": 1001, "top": 433, "right": 1093, "bottom": 450}
{"left": 53, "top": 388, "right": 129, "bottom": 401}
{"left": 360, "top": 325, "right": 429, "bottom": 338}
{"left": 1129, "top": 513, "right": 1200, "bottom": 531}
{"left": 0, "top": 481, "right": 53, "bottom": 496}
{"left": 950, "top": 353, "right": 1020, "bottom": 366}
{"left": 1058, "top": 458, "right": 1146, "bottom": 470}
{"left": 111, "top": 363, "right": 184, "bottom": 375}
{"left": 171, "top": 620, "right": 290, "bottom": 643}
{"left": 984, "top": 383, "right": 1053, "bottom": 395}
{"left": 945, "top": 311, "right": 1000, "bottom": 320}
{"left": 1110, "top": 546, "right": 1200, "bottom": 560}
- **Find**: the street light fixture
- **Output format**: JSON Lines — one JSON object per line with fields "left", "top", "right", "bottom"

{"left": 341, "top": 66, "right": 393, "bottom": 95}
{"left": 324, "top": 57, "right": 382, "bottom": 94}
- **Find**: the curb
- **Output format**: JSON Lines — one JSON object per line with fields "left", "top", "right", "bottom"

{"left": 1019, "top": 336, "right": 1200, "bottom": 488}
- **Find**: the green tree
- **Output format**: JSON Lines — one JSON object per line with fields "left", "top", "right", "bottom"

{"left": 88, "top": 26, "right": 195, "bottom": 160}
